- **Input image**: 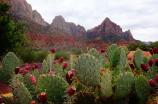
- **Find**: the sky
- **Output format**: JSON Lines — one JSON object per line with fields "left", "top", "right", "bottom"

{"left": 26, "top": 0, "right": 158, "bottom": 42}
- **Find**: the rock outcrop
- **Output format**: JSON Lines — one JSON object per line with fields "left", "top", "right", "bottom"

{"left": 50, "top": 15, "right": 86, "bottom": 36}
{"left": 86, "top": 18, "right": 134, "bottom": 41}
{"left": 0, "top": 0, "right": 48, "bottom": 26}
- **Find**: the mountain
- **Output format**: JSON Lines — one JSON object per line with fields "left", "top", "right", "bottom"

{"left": 51, "top": 16, "right": 135, "bottom": 45}
{"left": 1, "top": 0, "right": 48, "bottom": 26}
{"left": 50, "top": 15, "right": 86, "bottom": 36}
{"left": 1, "top": 0, "right": 135, "bottom": 51}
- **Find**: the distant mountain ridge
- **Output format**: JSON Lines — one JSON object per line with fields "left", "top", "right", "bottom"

{"left": 51, "top": 16, "right": 135, "bottom": 44}
{"left": 0, "top": 0, "right": 137, "bottom": 51}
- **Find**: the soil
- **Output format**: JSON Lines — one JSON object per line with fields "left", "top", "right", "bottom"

{"left": 127, "top": 51, "right": 152, "bottom": 60}
{"left": 0, "top": 81, "right": 12, "bottom": 94}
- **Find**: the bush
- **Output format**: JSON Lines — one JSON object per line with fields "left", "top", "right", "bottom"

{"left": 128, "top": 43, "right": 149, "bottom": 51}
{"left": 55, "top": 52, "right": 70, "bottom": 60}
{"left": 71, "top": 47, "right": 82, "bottom": 55}
{"left": 16, "top": 47, "right": 48, "bottom": 63}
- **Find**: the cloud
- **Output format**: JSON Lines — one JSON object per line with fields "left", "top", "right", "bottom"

{"left": 26, "top": 0, "right": 158, "bottom": 42}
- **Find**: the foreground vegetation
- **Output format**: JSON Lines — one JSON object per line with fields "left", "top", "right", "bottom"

{"left": 0, "top": 44, "right": 158, "bottom": 104}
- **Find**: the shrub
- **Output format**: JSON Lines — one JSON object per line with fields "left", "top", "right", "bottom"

{"left": 71, "top": 47, "right": 82, "bottom": 55}
{"left": 16, "top": 47, "right": 48, "bottom": 63}
{"left": 55, "top": 52, "right": 70, "bottom": 60}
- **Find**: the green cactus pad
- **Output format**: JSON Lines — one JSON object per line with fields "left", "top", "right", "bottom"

{"left": 143, "top": 56, "right": 149, "bottom": 65}
{"left": 75, "top": 54, "right": 100, "bottom": 86}
{"left": 101, "top": 59, "right": 106, "bottom": 68}
{"left": 147, "top": 65, "right": 158, "bottom": 86}
{"left": 33, "top": 69, "right": 39, "bottom": 78}
{"left": 42, "top": 60, "right": 49, "bottom": 74}
{"left": 16, "top": 82, "right": 32, "bottom": 104}
{"left": 112, "top": 47, "right": 122, "bottom": 66}
{"left": 99, "top": 53, "right": 106, "bottom": 67}
{"left": 119, "top": 49, "right": 127, "bottom": 73}
{"left": 23, "top": 74, "right": 37, "bottom": 100}
{"left": 0, "top": 67, "right": 11, "bottom": 84}
{"left": 119, "top": 46, "right": 128, "bottom": 56}
{"left": 88, "top": 48, "right": 99, "bottom": 59}
{"left": 100, "top": 69, "right": 113, "bottom": 98}
{"left": 2, "top": 52, "right": 20, "bottom": 75}
{"left": 149, "top": 54, "right": 158, "bottom": 66}
{"left": 11, "top": 74, "right": 23, "bottom": 88}
{"left": 134, "top": 49, "right": 143, "bottom": 68}
{"left": 135, "top": 75, "right": 149, "bottom": 103}
{"left": 37, "top": 75, "right": 69, "bottom": 103}
{"left": 115, "top": 72, "right": 135, "bottom": 99}
{"left": 107, "top": 44, "right": 118, "bottom": 65}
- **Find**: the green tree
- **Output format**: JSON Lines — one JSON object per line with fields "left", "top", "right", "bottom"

{"left": 0, "top": 1, "right": 27, "bottom": 55}
{"left": 149, "top": 41, "right": 158, "bottom": 48}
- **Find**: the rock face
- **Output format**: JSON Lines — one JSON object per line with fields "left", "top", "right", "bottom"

{"left": 86, "top": 18, "right": 134, "bottom": 41}
{"left": 51, "top": 16, "right": 135, "bottom": 44}
{"left": 50, "top": 15, "right": 86, "bottom": 36}
{"left": 0, "top": 0, "right": 48, "bottom": 26}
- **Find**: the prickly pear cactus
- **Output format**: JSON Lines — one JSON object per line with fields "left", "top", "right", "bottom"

{"left": 33, "top": 69, "right": 39, "bottom": 78}
{"left": 75, "top": 54, "right": 100, "bottom": 86}
{"left": 100, "top": 69, "right": 113, "bottom": 98}
{"left": 23, "top": 74, "right": 37, "bottom": 100}
{"left": 115, "top": 72, "right": 135, "bottom": 99}
{"left": 2, "top": 52, "right": 20, "bottom": 75}
{"left": 88, "top": 48, "right": 99, "bottom": 59}
{"left": 112, "top": 47, "right": 122, "bottom": 66}
{"left": 134, "top": 49, "right": 143, "bottom": 68}
{"left": 42, "top": 60, "right": 49, "bottom": 74}
{"left": 135, "top": 75, "right": 149, "bottom": 103}
{"left": 119, "top": 46, "right": 128, "bottom": 55}
{"left": 16, "top": 82, "right": 32, "bottom": 104}
{"left": 37, "top": 75, "right": 69, "bottom": 103}
{"left": 119, "top": 49, "right": 127, "bottom": 73}
{"left": 107, "top": 44, "right": 118, "bottom": 65}
{"left": 0, "top": 66, "right": 11, "bottom": 84}
{"left": 99, "top": 53, "right": 106, "bottom": 67}
{"left": 147, "top": 65, "right": 158, "bottom": 86}
{"left": 149, "top": 54, "right": 158, "bottom": 66}
{"left": 143, "top": 56, "right": 149, "bottom": 65}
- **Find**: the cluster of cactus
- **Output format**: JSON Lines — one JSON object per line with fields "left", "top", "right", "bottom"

{"left": 1, "top": 46, "right": 158, "bottom": 103}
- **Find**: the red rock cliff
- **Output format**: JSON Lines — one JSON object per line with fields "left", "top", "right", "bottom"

{"left": 0, "top": 0, "right": 48, "bottom": 26}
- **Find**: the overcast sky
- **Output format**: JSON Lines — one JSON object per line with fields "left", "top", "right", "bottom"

{"left": 26, "top": 0, "right": 158, "bottom": 42}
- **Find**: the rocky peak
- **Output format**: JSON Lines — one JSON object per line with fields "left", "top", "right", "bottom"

{"left": 50, "top": 15, "right": 86, "bottom": 36}
{"left": 0, "top": 0, "right": 48, "bottom": 26}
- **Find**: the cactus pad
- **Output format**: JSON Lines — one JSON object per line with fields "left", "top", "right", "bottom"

{"left": 88, "top": 48, "right": 99, "bottom": 59}
{"left": 115, "top": 72, "right": 135, "bottom": 99}
{"left": 2, "top": 52, "right": 20, "bottom": 75}
{"left": 75, "top": 54, "right": 100, "bottom": 86}
{"left": 107, "top": 44, "right": 118, "bottom": 65}
{"left": 33, "top": 69, "right": 39, "bottom": 78}
{"left": 135, "top": 75, "right": 149, "bottom": 103}
{"left": 37, "top": 75, "right": 69, "bottom": 103}
{"left": 23, "top": 74, "right": 37, "bottom": 100}
{"left": 134, "top": 49, "right": 143, "bottom": 68}
{"left": 16, "top": 82, "right": 32, "bottom": 104}
{"left": 143, "top": 56, "right": 149, "bottom": 65}
{"left": 149, "top": 54, "right": 158, "bottom": 66}
{"left": 119, "top": 49, "right": 127, "bottom": 73}
{"left": 100, "top": 69, "right": 113, "bottom": 98}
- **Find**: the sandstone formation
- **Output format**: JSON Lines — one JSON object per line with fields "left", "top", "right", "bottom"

{"left": 0, "top": 0, "right": 48, "bottom": 26}
{"left": 50, "top": 15, "right": 86, "bottom": 36}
